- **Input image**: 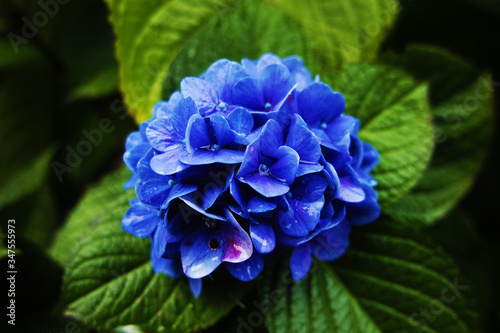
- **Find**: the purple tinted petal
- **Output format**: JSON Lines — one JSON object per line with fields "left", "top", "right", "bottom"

{"left": 290, "top": 243, "right": 312, "bottom": 281}
{"left": 241, "top": 173, "right": 290, "bottom": 198}
{"left": 122, "top": 203, "right": 160, "bottom": 237}
{"left": 346, "top": 185, "right": 380, "bottom": 225}
{"left": 311, "top": 219, "right": 350, "bottom": 261}
{"left": 220, "top": 210, "right": 253, "bottom": 263}
{"left": 186, "top": 114, "right": 211, "bottom": 152}
{"left": 227, "top": 107, "right": 254, "bottom": 135}
{"left": 226, "top": 252, "right": 264, "bottom": 282}
{"left": 150, "top": 148, "right": 189, "bottom": 175}
{"left": 250, "top": 222, "right": 276, "bottom": 254}
{"left": 260, "top": 64, "right": 294, "bottom": 106}
{"left": 203, "top": 59, "right": 249, "bottom": 103}
{"left": 297, "top": 82, "right": 345, "bottom": 125}
{"left": 189, "top": 278, "right": 202, "bottom": 298}
{"left": 181, "top": 229, "right": 223, "bottom": 279}
{"left": 270, "top": 146, "right": 300, "bottom": 186}
{"left": 338, "top": 169, "right": 365, "bottom": 203}
{"left": 232, "top": 77, "right": 264, "bottom": 110}
{"left": 180, "top": 77, "right": 218, "bottom": 115}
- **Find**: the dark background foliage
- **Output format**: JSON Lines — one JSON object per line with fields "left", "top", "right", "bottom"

{"left": 0, "top": 0, "right": 498, "bottom": 331}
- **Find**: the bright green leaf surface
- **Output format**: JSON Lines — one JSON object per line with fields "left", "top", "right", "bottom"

{"left": 51, "top": 168, "right": 249, "bottom": 332}
{"left": 383, "top": 46, "right": 494, "bottom": 225}
{"left": 105, "top": 0, "right": 398, "bottom": 123}
{"left": 262, "top": 218, "right": 476, "bottom": 333}
{"left": 324, "top": 64, "right": 434, "bottom": 207}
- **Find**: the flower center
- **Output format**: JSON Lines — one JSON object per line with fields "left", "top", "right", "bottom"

{"left": 259, "top": 164, "right": 270, "bottom": 176}
{"left": 157, "top": 209, "right": 166, "bottom": 219}
{"left": 286, "top": 192, "right": 293, "bottom": 199}
{"left": 210, "top": 144, "right": 221, "bottom": 152}
{"left": 264, "top": 102, "right": 272, "bottom": 111}
{"left": 320, "top": 122, "right": 328, "bottom": 130}
{"left": 168, "top": 179, "right": 175, "bottom": 187}
{"left": 209, "top": 238, "right": 221, "bottom": 250}
{"left": 217, "top": 102, "right": 227, "bottom": 111}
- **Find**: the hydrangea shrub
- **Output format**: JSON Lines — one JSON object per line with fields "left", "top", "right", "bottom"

{"left": 121, "top": 53, "right": 380, "bottom": 296}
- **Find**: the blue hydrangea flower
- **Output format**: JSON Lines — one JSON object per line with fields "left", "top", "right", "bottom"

{"left": 122, "top": 53, "right": 380, "bottom": 297}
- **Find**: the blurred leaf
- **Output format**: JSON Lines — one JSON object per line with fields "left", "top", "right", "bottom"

{"left": 382, "top": 46, "right": 494, "bottom": 225}
{"left": 105, "top": 0, "right": 399, "bottom": 123}
{"left": 262, "top": 217, "right": 476, "bottom": 333}
{"left": 324, "top": 64, "right": 434, "bottom": 207}
{"left": 52, "top": 168, "right": 249, "bottom": 332}
{"left": 66, "top": 65, "right": 119, "bottom": 102}
{"left": 269, "top": 0, "right": 399, "bottom": 69}
{"left": 0, "top": 146, "right": 55, "bottom": 210}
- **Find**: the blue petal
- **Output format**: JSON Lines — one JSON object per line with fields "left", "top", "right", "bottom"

{"left": 123, "top": 143, "right": 149, "bottom": 172}
{"left": 260, "top": 64, "right": 294, "bottom": 106}
{"left": 125, "top": 131, "right": 143, "bottom": 151}
{"left": 250, "top": 222, "right": 276, "bottom": 254}
{"left": 179, "top": 149, "right": 244, "bottom": 165}
{"left": 290, "top": 173, "right": 327, "bottom": 202}
{"left": 181, "top": 228, "right": 223, "bottom": 279}
{"left": 232, "top": 77, "right": 264, "bottom": 110}
{"left": 186, "top": 114, "right": 211, "bottom": 153}
{"left": 235, "top": 139, "right": 261, "bottom": 179}
{"left": 286, "top": 120, "right": 321, "bottom": 164}
{"left": 150, "top": 148, "right": 189, "bottom": 175}
{"left": 290, "top": 243, "right": 312, "bottom": 281}
{"left": 124, "top": 173, "right": 139, "bottom": 190}
{"left": 270, "top": 146, "right": 300, "bottom": 186}
{"left": 346, "top": 185, "right": 380, "bottom": 225}
{"left": 153, "top": 91, "right": 182, "bottom": 118}
{"left": 361, "top": 142, "right": 380, "bottom": 173}
{"left": 203, "top": 59, "right": 248, "bottom": 103}
{"left": 161, "top": 182, "right": 198, "bottom": 210}
{"left": 180, "top": 77, "right": 218, "bottom": 115}
{"left": 256, "top": 53, "right": 282, "bottom": 73}
{"left": 153, "top": 220, "right": 169, "bottom": 258}
{"left": 227, "top": 107, "right": 254, "bottom": 135}
{"left": 318, "top": 200, "right": 346, "bottom": 230}
{"left": 311, "top": 219, "right": 350, "bottom": 261}
{"left": 210, "top": 114, "right": 236, "bottom": 147}
{"left": 150, "top": 249, "right": 183, "bottom": 278}
{"left": 137, "top": 179, "right": 172, "bottom": 207}
{"left": 279, "top": 196, "right": 324, "bottom": 237}
{"left": 122, "top": 202, "right": 160, "bottom": 237}
{"left": 189, "top": 278, "right": 202, "bottom": 298}
{"left": 296, "top": 163, "right": 324, "bottom": 178}
{"left": 241, "top": 173, "right": 290, "bottom": 198}
{"left": 242, "top": 57, "right": 258, "bottom": 77}
{"left": 226, "top": 252, "right": 264, "bottom": 282}
{"left": 297, "top": 82, "right": 345, "bottom": 125}
{"left": 282, "top": 56, "right": 313, "bottom": 91}
{"left": 326, "top": 114, "right": 357, "bottom": 146}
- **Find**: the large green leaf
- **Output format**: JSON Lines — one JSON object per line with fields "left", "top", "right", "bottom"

{"left": 382, "top": 46, "right": 494, "bottom": 225}
{"left": 105, "top": 0, "right": 398, "bottom": 123}
{"left": 51, "top": 168, "right": 249, "bottom": 332}
{"left": 262, "top": 218, "right": 476, "bottom": 333}
{"left": 269, "top": 0, "right": 399, "bottom": 68}
{"left": 324, "top": 64, "right": 434, "bottom": 207}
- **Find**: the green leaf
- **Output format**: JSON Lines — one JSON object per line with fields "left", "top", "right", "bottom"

{"left": 269, "top": 0, "right": 399, "bottom": 68}
{"left": 324, "top": 64, "right": 434, "bottom": 207}
{"left": 51, "top": 168, "right": 249, "bottom": 332}
{"left": 105, "top": 0, "right": 398, "bottom": 123}
{"left": 0, "top": 147, "right": 55, "bottom": 209}
{"left": 262, "top": 218, "right": 476, "bottom": 333}
{"left": 382, "top": 46, "right": 494, "bottom": 225}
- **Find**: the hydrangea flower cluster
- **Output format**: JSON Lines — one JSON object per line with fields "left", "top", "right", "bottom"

{"left": 122, "top": 54, "right": 380, "bottom": 297}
